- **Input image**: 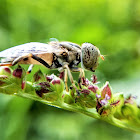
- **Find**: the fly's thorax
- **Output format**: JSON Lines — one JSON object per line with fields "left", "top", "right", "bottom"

{"left": 81, "top": 43, "right": 101, "bottom": 72}
{"left": 68, "top": 51, "right": 81, "bottom": 68}
{"left": 51, "top": 41, "right": 81, "bottom": 68}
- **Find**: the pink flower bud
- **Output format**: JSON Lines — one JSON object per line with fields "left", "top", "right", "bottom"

{"left": 101, "top": 82, "right": 112, "bottom": 99}
{"left": 13, "top": 68, "right": 23, "bottom": 78}
{"left": 33, "top": 70, "right": 45, "bottom": 82}
{"left": 4, "top": 67, "right": 11, "bottom": 74}
{"left": 34, "top": 72, "right": 41, "bottom": 81}
{"left": 52, "top": 79, "right": 60, "bottom": 85}
{"left": 35, "top": 82, "right": 50, "bottom": 97}
{"left": 91, "top": 75, "right": 97, "bottom": 84}
{"left": 0, "top": 66, "right": 12, "bottom": 76}
{"left": 88, "top": 85, "right": 98, "bottom": 93}
{"left": 81, "top": 77, "right": 89, "bottom": 86}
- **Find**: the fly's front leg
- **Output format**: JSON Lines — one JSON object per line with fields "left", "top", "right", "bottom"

{"left": 64, "top": 64, "right": 80, "bottom": 95}
{"left": 64, "top": 69, "right": 68, "bottom": 92}
{"left": 27, "top": 64, "right": 34, "bottom": 74}
{"left": 71, "top": 67, "right": 85, "bottom": 88}
{"left": 71, "top": 67, "right": 85, "bottom": 78}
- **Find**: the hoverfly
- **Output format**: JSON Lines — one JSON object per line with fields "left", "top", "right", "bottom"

{"left": 0, "top": 41, "right": 104, "bottom": 91}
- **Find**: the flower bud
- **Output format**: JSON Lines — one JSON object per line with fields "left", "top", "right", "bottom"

{"left": 101, "top": 82, "right": 112, "bottom": 99}
{"left": 52, "top": 79, "right": 60, "bottom": 85}
{"left": 121, "top": 104, "right": 136, "bottom": 120}
{"left": 63, "top": 93, "right": 75, "bottom": 104}
{"left": 121, "top": 96, "right": 139, "bottom": 120}
{"left": 99, "top": 107, "right": 111, "bottom": 117}
{"left": 96, "top": 99, "right": 111, "bottom": 116}
{"left": 50, "top": 75, "right": 64, "bottom": 94}
{"left": 32, "top": 70, "right": 46, "bottom": 83}
{"left": 75, "top": 88, "right": 96, "bottom": 108}
{"left": 91, "top": 74, "right": 97, "bottom": 84}
{"left": 81, "top": 77, "right": 89, "bottom": 86}
{"left": 13, "top": 65, "right": 26, "bottom": 79}
{"left": 35, "top": 82, "right": 51, "bottom": 97}
{"left": 111, "top": 93, "right": 124, "bottom": 117}
{"left": 88, "top": 85, "right": 98, "bottom": 93}
{"left": 0, "top": 66, "right": 12, "bottom": 76}
{"left": 124, "top": 95, "right": 137, "bottom": 105}
{"left": 34, "top": 74, "right": 64, "bottom": 101}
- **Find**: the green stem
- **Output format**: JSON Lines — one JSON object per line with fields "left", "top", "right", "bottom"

{"left": 15, "top": 92, "right": 140, "bottom": 133}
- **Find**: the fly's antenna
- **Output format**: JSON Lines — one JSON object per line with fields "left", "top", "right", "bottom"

{"left": 100, "top": 54, "right": 108, "bottom": 61}
{"left": 100, "top": 55, "right": 105, "bottom": 60}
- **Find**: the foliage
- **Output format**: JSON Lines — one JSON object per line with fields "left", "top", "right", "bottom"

{"left": 0, "top": 66, "right": 140, "bottom": 134}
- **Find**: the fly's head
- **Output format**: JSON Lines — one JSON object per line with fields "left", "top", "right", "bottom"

{"left": 81, "top": 43, "right": 104, "bottom": 72}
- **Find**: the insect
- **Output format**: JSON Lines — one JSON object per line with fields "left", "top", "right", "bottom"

{"left": 0, "top": 41, "right": 104, "bottom": 91}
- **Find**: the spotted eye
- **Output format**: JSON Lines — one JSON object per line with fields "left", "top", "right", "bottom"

{"left": 81, "top": 43, "right": 101, "bottom": 72}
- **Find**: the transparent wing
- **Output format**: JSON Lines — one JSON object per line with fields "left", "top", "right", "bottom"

{"left": 0, "top": 42, "right": 66, "bottom": 63}
{"left": 0, "top": 42, "right": 58, "bottom": 58}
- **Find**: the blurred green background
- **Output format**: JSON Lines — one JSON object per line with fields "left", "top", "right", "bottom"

{"left": 0, "top": 0, "right": 140, "bottom": 140}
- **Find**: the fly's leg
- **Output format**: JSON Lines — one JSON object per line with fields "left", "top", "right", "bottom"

{"left": 71, "top": 67, "right": 85, "bottom": 78}
{"left": 71, "top": 67, "right": 85, "bottom": 88}
{"left": 64, "top": 69, "right": 68, "bottom": 92}
{"left": 27, "top": 64, "right": 34, "bottom": 74}
{"left": 64, "top": 64, "right": 80, "bottom": 95}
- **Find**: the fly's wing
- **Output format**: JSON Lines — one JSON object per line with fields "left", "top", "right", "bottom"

{"left": 0, "top": 42, "right": 62, "bottom": 63}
